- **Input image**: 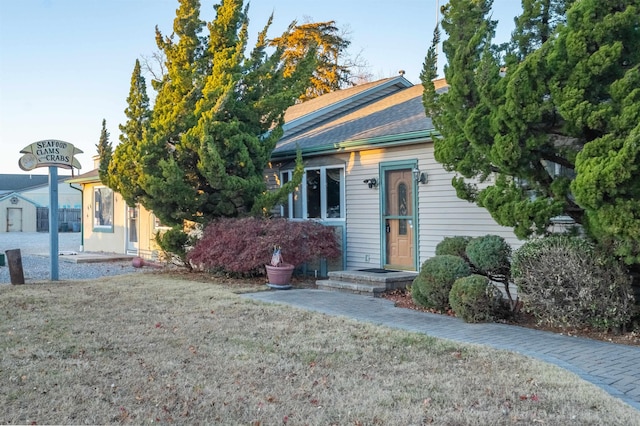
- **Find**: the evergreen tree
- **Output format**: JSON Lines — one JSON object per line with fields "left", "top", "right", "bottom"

{"left": 96, "top": 119, "right": 112, "bottom": 186}
{"left": 136, "top": 0, "right": 207, "bottom": 223}
{"left": 422, "top": 0, "right": 640, "bottom": 263}
{"left": 106, "top": 0, "right": 314, "bottom": 226}
{"left": 560, "top": 1, "right": 640, "bottom": 263}
{"left": 107, "top": 59, "right": 151, "bottom": 206}
{"left": 270, "top": 21, "right": 352, "bottom": 101}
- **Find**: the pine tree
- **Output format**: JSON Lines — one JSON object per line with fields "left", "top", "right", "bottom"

{"left": 422, "top": 0, "right": 640, "bottom": 263}
{"left": 270, "top": 21, "right": 352, "bottom": 101}
{"left": 96, "top": 119, "right": 112, "bottom": 186}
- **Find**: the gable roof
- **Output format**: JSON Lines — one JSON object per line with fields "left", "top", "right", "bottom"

{"left": 0, "top": 191, "right": 41, "bottom": 207}
{"left": 283, "top": 76, "right": 413, "bottom": 135}
{"left": 273, "top": 78, "right": 446, "bottom": 159}
{"left": 0, "top": 174, "right": 71, "bottom": 195}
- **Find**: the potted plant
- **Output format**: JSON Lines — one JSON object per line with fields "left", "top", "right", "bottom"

{"left": 265, "top": 245, "right": 295, "bottom": 289}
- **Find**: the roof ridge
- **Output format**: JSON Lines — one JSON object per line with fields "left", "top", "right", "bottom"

{"left": 283, "top": 76, "right": 414, "bottom": 137}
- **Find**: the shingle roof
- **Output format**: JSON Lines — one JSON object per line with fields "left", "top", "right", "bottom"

{"left": 283, "top": 77, "right": 405, "bottom": 123}
{"left": 0, "top": 174, "right": 70, "bottom": 194}
{"left": 274, "top": 80, "right": 441, "bottom": 158}
{"left": 65, "top": 168, "right": 100, "bottom": 184}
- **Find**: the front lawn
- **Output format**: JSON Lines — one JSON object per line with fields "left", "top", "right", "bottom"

{"left": 1, "top": 275, "right": 638, "bottom": 424}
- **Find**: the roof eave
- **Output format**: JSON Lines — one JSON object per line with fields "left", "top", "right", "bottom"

{"left": 271, "top": 129, "right": 439, "bottom": 160}
{"left": 66, "top": 174, "right": 101, "bottom": 184}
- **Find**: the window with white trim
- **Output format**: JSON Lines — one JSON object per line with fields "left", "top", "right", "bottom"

{"left": 281, "top": 167, "right": 344, "bottom": 219}
{"left": 93, "top": 186, "right": 114, "bottom": 231}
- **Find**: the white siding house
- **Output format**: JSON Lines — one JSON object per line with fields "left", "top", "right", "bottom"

{"left": 269, "top": 76, "right": 521, "bottom": 273}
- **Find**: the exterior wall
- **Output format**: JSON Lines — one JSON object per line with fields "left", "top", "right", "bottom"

{"left": 81, "top": 181, "right": 126, "bottom": 253}
{"left": 338, "top": 142, "right": 521, "bottom": 271}
{"left": 21, "top": 182, "right": 82, "bottom": 208}
{"left": 137, "top": 207, "right": 164, "bottom": 258}
{"left": 0, "top": 197, "right": 38, "bottom": 232}
{"left": 80, "top": 180, "right": 161, "bottom": 256}
{"left": 343, "top": 149, "right": 385, "bottom": 269}
{"left": 412, "top": 143, "right": 521, "bottom": 266}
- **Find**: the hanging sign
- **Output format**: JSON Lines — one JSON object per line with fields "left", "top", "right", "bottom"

{"left": 19, "top": 139, "right": 83, "bottom": 171}
{"left": 17, "top": 139, "right": 84, "bottom": 282}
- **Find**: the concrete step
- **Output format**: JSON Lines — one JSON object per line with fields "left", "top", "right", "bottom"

{"left": 316, "top": 269, "right": 417, "bottom": 297}
{"left": 316, "top": 279, "right": 387, "bottom": 297}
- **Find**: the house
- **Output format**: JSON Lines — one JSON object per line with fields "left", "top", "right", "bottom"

{"left": 66, "top": 166, "right": 164, "bottom": 257}
{"left": 0, "top": 174, "right": 82, "bottom": 232}
{"left": 267, "top": 75, "right": 520, "bottom": 273}
{"left": 69, "top": 75, "right": 520, "bottom": 272}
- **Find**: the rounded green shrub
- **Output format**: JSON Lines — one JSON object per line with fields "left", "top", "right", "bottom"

{"left": 512, "top": 235, "right": 635, "bottom": 331}
{"left": 449, "top": 275, "right": 506, "bottom": 323}
{"left": 465, "top": 235, "right": 511, "bottom": 276}
{"left": 155, "top": 225, "right": 193, "bottom": 266}
{"left": 412, "top": 255, "right": 471, "bottom": 311}
{"left": 435, "top": 236, "right": 471, "bottom": 259}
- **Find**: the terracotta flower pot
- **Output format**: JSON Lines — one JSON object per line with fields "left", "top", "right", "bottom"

{"left": 265, "top": 263, "right": 295, "bottom": 286}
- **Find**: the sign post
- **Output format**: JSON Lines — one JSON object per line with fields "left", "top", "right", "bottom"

{"left": 19, "top": 140, "right": 82, "bottom": 281}
{"left": 49, "top": 167, "right": 59, "bottom": 280}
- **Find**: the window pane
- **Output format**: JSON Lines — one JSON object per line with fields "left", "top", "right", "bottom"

{"left": 326, "top": 168, "right": 342, "bottom": 218}
{"left": 306, "top": 169, "right": 321, "bottom": 218}
{"left": 281, "top": 172, "right": 290, "bottom": 217}
{"left": 398, "top": 183, "right": 407, "bottom": 235}
{"left": 128, "top": 207, "right": 138, "bottom": 242}
{"left": 94, "top": 187, "right": 113, "bottom": 228}
{"left": 292, "top": 184, "right": 303, "bottom": 219}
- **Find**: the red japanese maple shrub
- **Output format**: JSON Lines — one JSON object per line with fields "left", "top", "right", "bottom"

{"left": 186, "top": 217, "right": 341, "bottom": 276}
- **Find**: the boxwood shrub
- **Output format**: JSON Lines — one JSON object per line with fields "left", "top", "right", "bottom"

{"left": 435, "top": 236, "right": 471, "bottom": 260}
{"left": 465, "top": 234, "right": 511, "bottom": 277}
{"left": 449, "top": 275, "right": 506, "bottom": 323}
{"left": 412, "top": 255, "right": 471, "bottom": 311}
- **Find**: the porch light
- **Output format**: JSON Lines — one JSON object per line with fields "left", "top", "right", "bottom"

{"left": 413, "top": 166, "right": 427, "bottom": 184}
{"left": 363, "top": 177, "right": 378, "bottom": 189}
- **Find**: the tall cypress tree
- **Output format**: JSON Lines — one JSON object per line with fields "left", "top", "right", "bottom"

{"left": 561, "top": 1, "right": 640, "bottom": 263}
{"left": 136, "top": 0, "right": 206, "bottom": 223}
{"left": 106, "top": 0, "right": 314, "bottom": 226}
{"left": 422, "top": 0, "right": 640, "bottom": 263}
{"left": 96, "top": 119, "right": 112, "bottom": 186}
{"left": 107, "top": 59, "right": 151, "bottom": 206}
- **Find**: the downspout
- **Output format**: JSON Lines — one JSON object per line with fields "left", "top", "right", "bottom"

{"left": 69, "top": 183, "right": 84, "bottom": 252}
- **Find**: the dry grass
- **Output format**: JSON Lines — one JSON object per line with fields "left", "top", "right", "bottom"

{"left": 1, "top": 275, "right": 638, "bottom": 425}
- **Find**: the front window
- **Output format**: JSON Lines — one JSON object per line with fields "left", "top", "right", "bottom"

{"left": 93, "top": 186, "right": 114, "bottom": 231}
{"left": 280, "top": 167, "right": 344, "bottom": 220}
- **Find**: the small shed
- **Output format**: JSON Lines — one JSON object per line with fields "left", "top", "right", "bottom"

{"left": 0, "top": 192, "right": 40, "bottom": 232}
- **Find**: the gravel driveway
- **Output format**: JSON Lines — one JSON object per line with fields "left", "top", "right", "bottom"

{"left": 0, "top": 232, "right": 145, "bottom": 284}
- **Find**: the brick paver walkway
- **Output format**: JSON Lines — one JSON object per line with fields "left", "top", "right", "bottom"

{"left": 244, "top": 289, "right": 640, "bottom": 412}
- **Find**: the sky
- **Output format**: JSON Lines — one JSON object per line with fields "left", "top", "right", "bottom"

{"left": 0, "top": 0, "right": 522, "bottom": 175}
